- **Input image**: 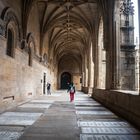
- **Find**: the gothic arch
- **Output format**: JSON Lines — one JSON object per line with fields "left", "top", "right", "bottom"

{"left": 1, "top": 7, "right": 21, "bottom": 40}
{"left": 60, "top": 72, "right": 72, "bottom": 89}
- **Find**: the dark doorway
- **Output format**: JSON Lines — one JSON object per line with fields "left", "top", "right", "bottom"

{"left": 61, "top": 72, "right": 71, "bottom": 89}
{"left": 43, "top": 73, "right": 46, "bottom": 94}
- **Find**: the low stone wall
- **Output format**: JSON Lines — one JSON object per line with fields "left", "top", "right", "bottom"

{"left": 82, "top": 86, "right": 88, "bottom": 94}
{"left": 92, "top": 89, "right": 140, "bottom": 129}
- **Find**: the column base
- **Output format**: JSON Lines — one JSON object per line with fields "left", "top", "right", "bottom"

{"left": 88, "top": 87, "right": 93, "bottom": 95}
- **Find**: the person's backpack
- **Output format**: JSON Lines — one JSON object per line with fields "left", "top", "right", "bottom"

{"left": 70, "top": 86, "right": 74, "bottom": 93}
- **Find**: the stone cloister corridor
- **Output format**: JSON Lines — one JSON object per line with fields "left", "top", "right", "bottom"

{"left": 0, "top": 0, "right": 140, "bottom": 139}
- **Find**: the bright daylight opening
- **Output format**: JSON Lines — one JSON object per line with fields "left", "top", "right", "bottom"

{"left": 132, "top": 0, "right": 139, "bottom": 91}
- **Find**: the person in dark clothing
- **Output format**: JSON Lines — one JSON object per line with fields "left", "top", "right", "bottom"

{"left": 67, "top": 82, "right": 75, "bottom": 102}
{"left": 47, "top": 82, "right": 51, "bottom": 95}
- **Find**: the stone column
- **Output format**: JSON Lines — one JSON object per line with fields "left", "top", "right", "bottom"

{"left": 88, "top": 42, "right": 94, "bottom": 94}
{"left": 82, "top": 57, "right": 85, "bottom": 87}
{"left": 119, "top": 0, "right": 135, "bottom": 90}
{"left": 82, "top": 72, "right": 85, "bottom": 87}
{"left": 113, "top": 1, "right": 121, "bottom": 90}
{"left": 84, "top": 54, "right": 88, "bottom": 88}
{"left": 104, "top": 12, "right": 113, "bottom": 90}
{"left": 82, "top": 53, "right": 88, "bottom": 93}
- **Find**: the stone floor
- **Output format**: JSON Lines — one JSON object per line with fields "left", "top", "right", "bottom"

{"left": 0, "top": 91, "right": 140, "bottom": 140}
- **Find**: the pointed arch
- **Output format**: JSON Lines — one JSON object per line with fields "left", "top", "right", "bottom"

{"left": 1, "top": 7, "right": 21, "bottom": 40}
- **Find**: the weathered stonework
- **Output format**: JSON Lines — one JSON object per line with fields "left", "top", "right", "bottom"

{"left": 120, "top": 0, "right": 135, "bottom": 90}
{"left": 92, "top": 89, "right": 140, "bottom": 128}
{"left": 0, "top": 0, "right": 139, "bottom": 129}
{"left": 0, "top": 34, "right": 56, "bottom": 112}
{"left": 0, "top": 19, "right": 5, "bottom": 36}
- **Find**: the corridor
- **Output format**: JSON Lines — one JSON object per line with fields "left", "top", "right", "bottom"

{"left": 0, "top": 91, "right": 139, "bottom": 140}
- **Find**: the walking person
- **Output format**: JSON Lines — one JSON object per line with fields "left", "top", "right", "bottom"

{"left": 47, "top": 82, "right": 51, "bottom": 95}
{"left": 67, "top": 82, "right": 75, "bottom": 102}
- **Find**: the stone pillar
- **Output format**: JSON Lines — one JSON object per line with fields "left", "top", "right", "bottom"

{"left": 104, "top": 3, "right": 114, "bottom": 90}
{"left": 82, "top": 71, "right": 85, "bottom": 87}
{"left": 82, "top": 53, "right": 88, "bottom": 93}
{"left": 113, "top": 0, "right": 122, "bottom": 90}
{"left": 88, "top": 42, "right": 94, "bottom": 94}
{"left": 84, "top": 54, "right": 88, "bottom": 87}
{"left": 119, "top": 0, "right": 135, "bottom": 90}
{"left": 82, "top": 57, "right": 85, "bottom": 87}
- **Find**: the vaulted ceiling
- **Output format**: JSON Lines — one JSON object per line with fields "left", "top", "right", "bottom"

{"left": 21, "top": 0, "right": 105, "bottom": 69}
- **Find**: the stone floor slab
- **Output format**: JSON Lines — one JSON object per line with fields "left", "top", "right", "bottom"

{"left": 31, "top": 100, "right": 54, "bottom": 103}
{"left": 0, "top": 112, "right": 42, "bottom": 125}
{"left": 19, "top": 103, "right": 51, "bottom": 109}
{"left": 45, "top": 94, "right": 61, "bottom": 97}
{"left": 81, "top": 127, "right": 140, "bottom": 134}
{"left": 75, "top": 103, "right": 100, "bottom": 106}
{"left": 76, "top": 111, "right": 114, "bottom": 115}
{"left": 78, "top": 121, "right": 131, "bottom": 127}
{"left": 80, "top": 134, "right": 140, "bottom": 140}
{"left": 0, "top": 131, "right": 23, "bottom": 140}
{"left": 0, "top": 126, "right": 25, "bottom": 132}
{"left": 75, "top": 106, "right": 107, "bottom": 110}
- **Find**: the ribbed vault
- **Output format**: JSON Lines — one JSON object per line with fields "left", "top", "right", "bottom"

{"left": 21, "top": 0, "right": 101, "bottom": 80}
{"left": 34, "top": 0, "right": 98, "bottom": 66}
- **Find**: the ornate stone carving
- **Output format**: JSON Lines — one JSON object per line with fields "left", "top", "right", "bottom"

{"left": 120, "top": 0, "right": 134, "bottom": 15}
{"left": 26, "top": 33, "right": 36, "bottom": 54}
{"left": 21, "top": 39, "right": 27, "bottom": 50}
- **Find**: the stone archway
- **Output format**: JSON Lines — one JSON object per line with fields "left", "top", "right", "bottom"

{"left": 61, "top": 72, "right": 71, "bottom": 89}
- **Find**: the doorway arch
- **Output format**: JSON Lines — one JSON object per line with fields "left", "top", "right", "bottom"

{"left": 61, "top": 72, "right": 71, "bottom": 89}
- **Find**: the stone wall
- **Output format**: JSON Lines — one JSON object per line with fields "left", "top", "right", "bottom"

{"left": 0, "top": 35, "right": 55, "bottom": 113}
{"left": 92, "top": 89, "right": 140, "bottom": 128}
{"left": 58, "top": 56, "right": 82, "bottom": 90}
{"left": 73, "top": 74, "right": 81, "bottom": 90}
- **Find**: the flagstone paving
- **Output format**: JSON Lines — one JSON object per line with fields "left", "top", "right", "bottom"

{"left": 0, "top": 90, "right": 139, "bottom": 140}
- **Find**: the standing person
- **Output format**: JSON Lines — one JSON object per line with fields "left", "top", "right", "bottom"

{"left": 67, "top": 82, "right": 75, "bottom": 102}
{"left": 47, "top": 82, "right": 51, "bottom": 95}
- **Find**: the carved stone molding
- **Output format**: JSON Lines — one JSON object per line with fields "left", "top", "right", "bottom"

{"left": 120, "top": 0, "right": 134, "bottom": 15}
{"left": 1, "top": 7, "right": 21, "bottom": 39}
